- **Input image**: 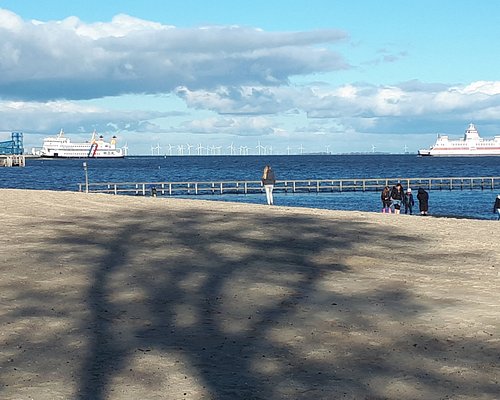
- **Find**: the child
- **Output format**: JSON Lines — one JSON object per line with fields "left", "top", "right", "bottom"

{"left": 404, "top": 188, "right": 415, "bottom": 215}
{"left": 381, "top": 186, "right": 392, "bottom": 213}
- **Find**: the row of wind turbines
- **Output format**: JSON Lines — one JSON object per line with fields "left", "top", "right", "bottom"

{"left": 145, "top": 142, "right": 409, "bottom": 156}
{"left": 149, "top": 141, "right": 315, "bottom": 156}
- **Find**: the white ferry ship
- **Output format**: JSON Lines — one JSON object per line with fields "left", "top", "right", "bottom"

{"left": 34, "top": 129, "right": 124, "bottom": 158}
{"left": 418, "top": 123, "right": 500, "bottom": 156}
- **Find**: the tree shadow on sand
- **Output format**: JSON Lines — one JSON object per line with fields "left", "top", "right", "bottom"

{"left": 2, "top": 204, "right": 499, "bottom": 399}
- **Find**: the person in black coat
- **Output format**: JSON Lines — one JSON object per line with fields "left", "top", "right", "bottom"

{"left": 417, "top": 188, "right": 429, "bottom": 215}
{"left": 493, "top": 195, "right": 500, "bottom": 220}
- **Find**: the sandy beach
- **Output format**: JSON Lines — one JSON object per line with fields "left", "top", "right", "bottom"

{"left": 0, "top": 189, "right": 499, "bottom": 400}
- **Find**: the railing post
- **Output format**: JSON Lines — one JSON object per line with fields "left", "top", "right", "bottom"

{"left": 114, "top": 184, "right": 117, "bottom": 195}
{"left": 244, "top": 182, "right": 248, "bottom": 194}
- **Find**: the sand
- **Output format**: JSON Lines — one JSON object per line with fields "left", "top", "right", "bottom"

{"left": 0, "top": 189, "right": 499, "bottom": 400}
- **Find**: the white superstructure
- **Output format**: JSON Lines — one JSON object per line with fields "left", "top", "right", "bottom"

{"left": 36, "top": 129, "right": 124, "bottom": 158}
{"left": 418, "top": 123, "right": 500, "bottom": 156}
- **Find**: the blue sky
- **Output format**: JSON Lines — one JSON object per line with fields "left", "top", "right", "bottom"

{"left": 1, "top": 0, "right": 499, "bottom": 154}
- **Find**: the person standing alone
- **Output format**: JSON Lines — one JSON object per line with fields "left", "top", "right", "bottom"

{"left": 493, "top": 194, "right": 500, "bottom": 220}
{"left": 262, "top": 165, "right": 276, "bottom": 205}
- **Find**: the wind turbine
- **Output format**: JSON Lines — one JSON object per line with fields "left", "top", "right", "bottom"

{"left": 404, "top": 144, "right": 408, "bottom": 154}
{"left": 167, "top": 144, "right": 173, "bottom": 156}
{"left": 372, "top": 145, "right": 376, "bottom": 153}
{"left": 196, "top": 143, "right": 204, "bottom": 155}
{"left": 186, "top": 143, "right": 193, "bottom": 155}
{"left": 298, "top": 144, "right": 304, "bottom": 155}
{"left": 177, "top": 144, "right": 185, "bottom": 156}
{"left": 156, "top": 143, "right": 161, "bottom": 155}
{"left": 325, "top": 145, "right": 330, "bottom": 154}
{"left": 122, "top": 142, "right": 129, "bottom": 156}
{"left": 227, "top": 142, "right": 235, "bottom": 155}
{"left": 286, "top": 145, "right": 291, "bottom": 155}
{"left": 256, "top": 141, "right": 265, "bottom": 156}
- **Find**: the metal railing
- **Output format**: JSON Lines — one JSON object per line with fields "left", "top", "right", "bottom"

{"left": 78, "top": 176, "right": 500, "bottom": 196}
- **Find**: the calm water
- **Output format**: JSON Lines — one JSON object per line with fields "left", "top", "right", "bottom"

{"left": 1, "top": 154, "right": 499, "bottom": 220}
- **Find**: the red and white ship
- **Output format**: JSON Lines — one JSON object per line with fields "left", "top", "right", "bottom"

{"left": 35, "top": 129, "right": 124, "bottom": 158}
{"left": 418, "top": 123, "right": 500, "bottom": 156}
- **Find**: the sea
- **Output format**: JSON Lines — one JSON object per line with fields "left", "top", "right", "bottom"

{"left": 1, "top": 154, "right": 499, "bottom": 220}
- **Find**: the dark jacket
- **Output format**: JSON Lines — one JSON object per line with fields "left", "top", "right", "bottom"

{"left": 381, "top": 189, "right": 392, "bottom": 207}
{"left": 494, "top": 197, "right": 500, "bottom": 212}
{"left": 390, "top": 185, "right": 404, "bottom": 201}
{"left": 417, "top": 188, "right": 429, "bottom": 212}
{"left": 262, "top": 170, "right": 276, "bottom": 185}
{"left": 405, "top": 193, "right": 414, "bottom": 207}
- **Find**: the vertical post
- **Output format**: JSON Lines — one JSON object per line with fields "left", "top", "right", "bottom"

{"left": 83, "top": 162, "right": 88, "bottom": 193}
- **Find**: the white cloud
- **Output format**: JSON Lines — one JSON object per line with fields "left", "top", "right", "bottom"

{"left": 0, "top": 99, "right": 171, "bottom": 134}
{"left": 178, "top": 116, "right": 275, "bottom": 136}
{"left": 0, "top": 9, "right": 348, "bottom": 101}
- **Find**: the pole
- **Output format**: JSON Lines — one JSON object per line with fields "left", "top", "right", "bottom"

{"left": 83, "top": 162, "right": 88, "bottom": 193}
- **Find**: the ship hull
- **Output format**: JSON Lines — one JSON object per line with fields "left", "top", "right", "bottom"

{"left": 418, "top": 148, "right": 500, "bottom": 157}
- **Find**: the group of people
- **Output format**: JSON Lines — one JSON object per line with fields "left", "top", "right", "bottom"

{"left": 381, "top": 183, "right": 429, "bottom": 215}
{"left": 263, "top": 166, "right": 500, "bottom": 220}
{"left": 263, "top": 165, "right": 433, "bottom": 214}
